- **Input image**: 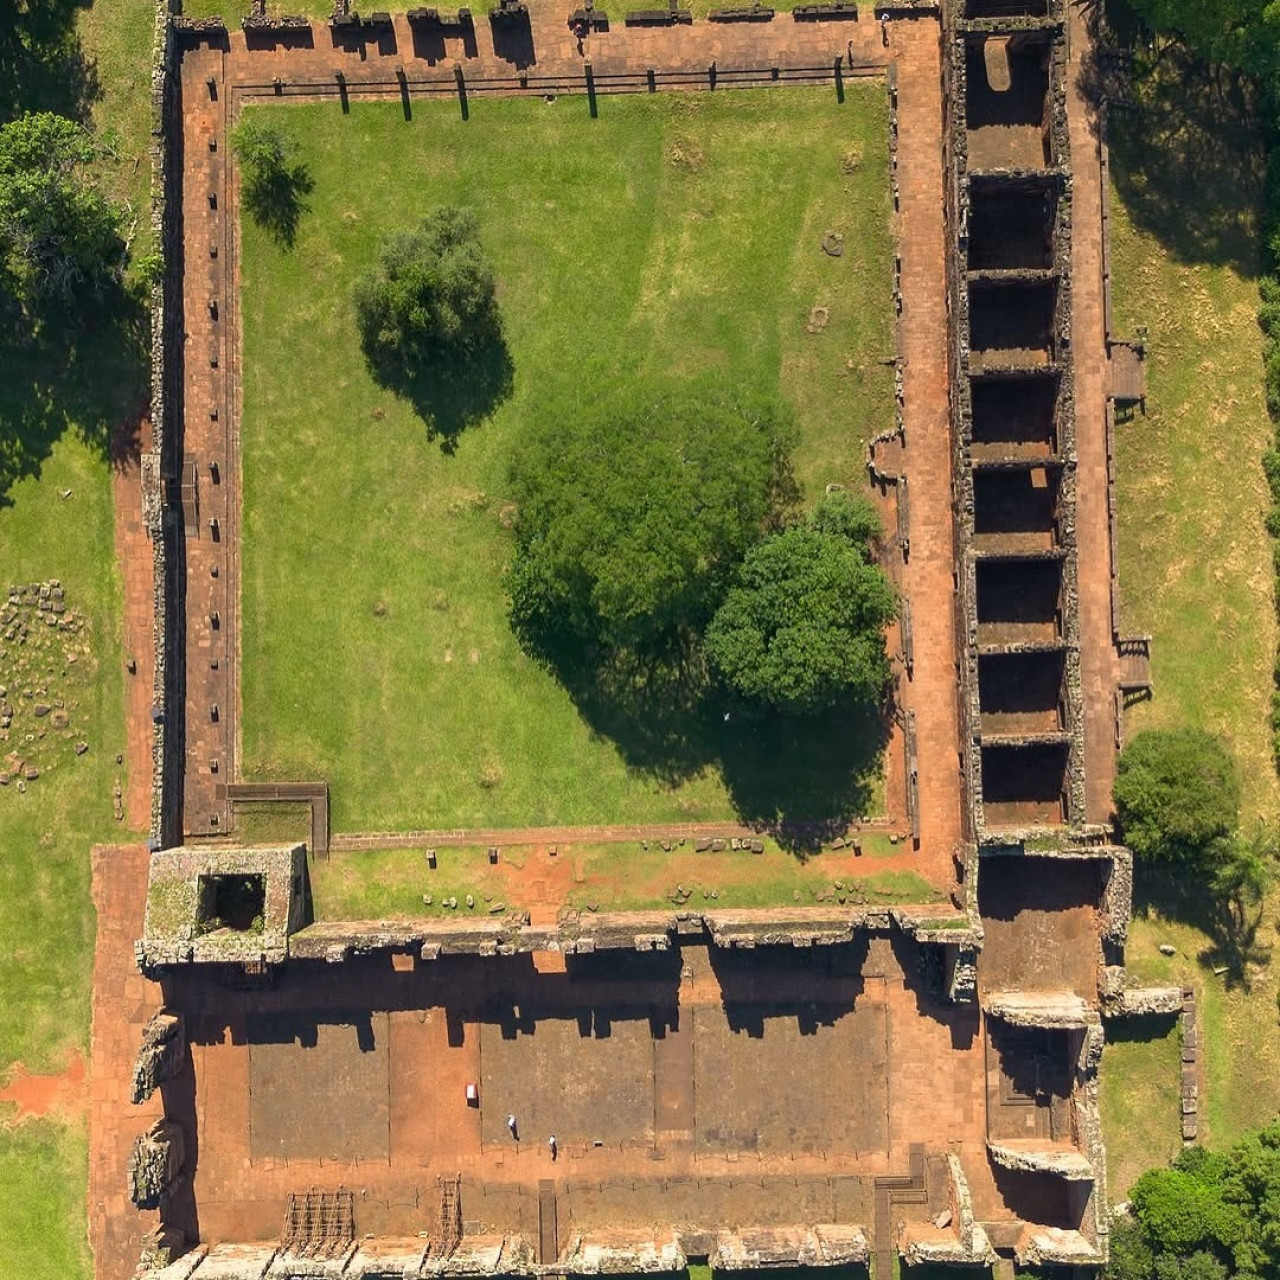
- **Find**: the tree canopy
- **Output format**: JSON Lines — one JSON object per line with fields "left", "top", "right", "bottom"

{"left": 508, "top": 382, "right": 798, "bottom": 659}
{"left": 354, "top": 207, "right": 510, "bottom": 443}
{"left": 1125, "top": 0, "right": 1280, "bottom": 82}
{"left": 231, "top": 114, "right": 313, "bottom": 249}
{"left": 1112, "top": 727, "right": 1241, "bottom": 864}
{"left": 704, "top": 494, "right": 895, "bottom": 715}
{"left": 356, "top": 206, "right": 502, "bottom": 373}
{"left": 0, "top": 111, "right": 124, "bottom": 313}
{"left": 1110, "top": 1125, "right": 1280, "bottom": 1280}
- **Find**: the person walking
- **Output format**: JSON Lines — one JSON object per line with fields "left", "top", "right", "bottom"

{"left": 507, "top": 1114, "right": 519, "bottom": 1140}
{"left": 548, "top": 1135, "right": 558, "bottom": 1161}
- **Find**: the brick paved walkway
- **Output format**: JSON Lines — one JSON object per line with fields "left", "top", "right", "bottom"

{"left": 882, "top": 18, "right": 965, "bottom": 885}
{"left": 1066, "top": 1, "right": 1122, "bottom": 824}
{"left": 111, "top": 421, "right": 156, "bottom": 832}
{"left": 88, "top": 843, "right": 164, "bottom": 1280}
{"left": 179, "top": 40, "right": 239, "bottom": 840}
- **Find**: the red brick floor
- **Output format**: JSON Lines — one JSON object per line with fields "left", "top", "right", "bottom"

{"left": 111, "top": 420, "right": 156, "bottom": 833}
{"left": 88, "top": 844, "right": 164, "bottom": 1280}
{"left": 884, "top": 18, "right": 967, "bottom": 885}
{"left": 1066, "top": 1, "right": 1122, "bottom": 825}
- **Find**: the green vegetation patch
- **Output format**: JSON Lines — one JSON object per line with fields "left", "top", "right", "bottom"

{"left": 1100, "top": 1013, "right": 1184, "bottom": 1197}
{"left": 1110, "top": 91, "right": 1278, "bottom": 820}
{"left": 0, "top": 1119, "right": 90, "bottom": 1280}
{"left": 239, "top": 89, "right": 895, "bottom": 833}
{"left": 1105, "top": 42, "right": 1280, "bottom": 1168}
{"left": 0, "top": 435, "right": 130, "bottom": 1070}
{"left": 309, "top": 838, "right": 942, "bottom": 919}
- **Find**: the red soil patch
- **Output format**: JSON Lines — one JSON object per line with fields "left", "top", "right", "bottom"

{"left": 0, "top": 1051, "right": 88, "bottom": 1123}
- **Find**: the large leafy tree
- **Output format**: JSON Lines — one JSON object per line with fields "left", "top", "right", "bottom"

{"left": 231, "top": 114, "right": 313, "bottom": 249}
{"left": 0, "top": 111, "right": 124, "bottom": 312}
{"left": 704, "top": 494, "right": 895, "bottom": 715}
{"left": 1112, "top": 727, "right": 1241, "bottom": 864}
{"left": 354, "top": 206, "right": 510, "bottom": 443}
{"left": 356, "top": 206, "right": 502, "bottom": 377}
{"left": 508, "top": 381, "right": 797, "bottom": 660}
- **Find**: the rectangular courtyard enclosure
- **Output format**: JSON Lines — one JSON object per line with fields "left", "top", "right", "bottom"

{"left": 238, "top": 87, "right": 895, "bottom": 832}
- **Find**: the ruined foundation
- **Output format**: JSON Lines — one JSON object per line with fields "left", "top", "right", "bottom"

{"left": 116, "top": 1, "right": 1151, "bottom": 1276}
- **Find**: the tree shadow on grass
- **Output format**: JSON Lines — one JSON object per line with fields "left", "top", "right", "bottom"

{"left": 364, "top": 333, "right": 514, "bottom": 454}
{"left": 0, "top": 286, "right": 148, "bottom": 509}
{"left": 1133, "top": 865, "right": 1273, "bottom": 992}
{"left": 537, "top": 640, "right": 889, "bottom": 854}
{"left": 243, "top": 160, "right": 315, "bottom": 251}
{"left": 0, "top": 0, "right": 102, "bottom": 125}
{"left": 1083, "top": 15, "right": 1266, "bottom": 275}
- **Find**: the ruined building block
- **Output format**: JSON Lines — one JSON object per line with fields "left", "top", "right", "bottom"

{"left": 131, "top": 1009, "right": 186, "bottom": 1104}
{"left": 128, "top": 1119, "right": 186, "bottom": 1210}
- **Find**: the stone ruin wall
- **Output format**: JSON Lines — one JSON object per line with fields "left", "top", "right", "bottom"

{"left": 942, "top": 0, "right": 1089, "bottom": 837}
{"left": 146, "top": 2, "right": 188, "bottom": 850}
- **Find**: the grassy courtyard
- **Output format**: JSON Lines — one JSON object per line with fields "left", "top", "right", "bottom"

{"left": 239, "top": 87, "right": 895, "bottom": 834}
{"left": 308, "top": 838, "right": 943, "bottom": 919}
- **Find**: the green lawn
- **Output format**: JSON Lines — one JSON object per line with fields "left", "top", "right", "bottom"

{"left": 309, "top": 838, "right": 942, "bottom": 919}
{"left": 1109, "top": 98, "right": 1278, "bottom": 818}
{"left": 0, "top": 2, "right": 154, "bottom": 1274}
{"left": 0, "top": 1120, "right": 92, "bottom": 1280}
{"left": 1102, "top": 58, "right": 1280, "bottom": 1182}
{"left": 1099, "top": 1011, "right": 1183, "bottom": 1198}
{"left": 239, "top": 88, "right": 895, "bottom": 834}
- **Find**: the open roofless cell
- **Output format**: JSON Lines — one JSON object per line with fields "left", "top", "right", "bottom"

{"left": 965, "top": 34, "right": 1053, "bottom": 170}
{"left": 970, "top": 373, "right": 1059, "bottom": 461}
{"left": 968, "top": 177, "right": 1057, "bottom": 272}
{"left": 975, "top": 555, "right": 1064, "bottom": 645}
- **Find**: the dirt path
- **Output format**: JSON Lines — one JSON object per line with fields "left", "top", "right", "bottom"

{"left": 0, "top": 1052, "right": 87, "bottom": 1123}
{"left": 111, "top": 419, "right": 155, "bottom": 833}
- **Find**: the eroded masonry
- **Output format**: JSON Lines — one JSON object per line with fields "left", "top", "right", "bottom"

{"left": 112, "top": 0, "right": 1171, "bottom": 1277}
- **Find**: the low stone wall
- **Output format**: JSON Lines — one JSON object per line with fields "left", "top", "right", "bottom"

{"left": 900, "top": 1154, "right": 995, "bottom": 1266}
{"left": 147, "top": 1, "right": 188, "bottom": 849}
{"left": 283, "top": 905, "right": 979, "bottom": 965}
{"left": 140, "top": 1224, "right": 873, "bottom": 1279}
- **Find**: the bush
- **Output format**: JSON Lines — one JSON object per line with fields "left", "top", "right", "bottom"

{"left": 353, "top": 207, "right": 511, "bottom": 442}
{"left": 231, "top": 114, "right": 313, "bottom": 248}
{"left": 1113, "top": 727, "right": 1240, "bottom": 864}
{"left": 808, "top": 489, "right": 881, "bottom": 552}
